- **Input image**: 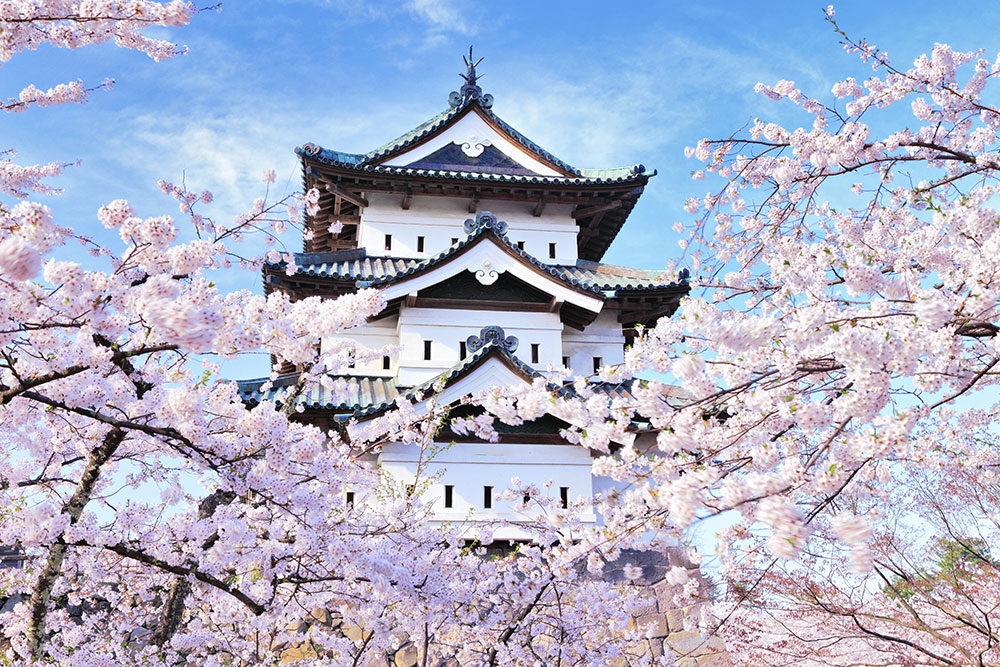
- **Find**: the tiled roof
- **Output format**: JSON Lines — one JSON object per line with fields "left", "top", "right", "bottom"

{"left": 236, "top": 343, "right": 537, "bottom": 416}
{"left": 297, "top": 97, "right": 651, "bottom": 185}
{"left": 281, "top": 229, "right": 685, "bottom": 294}
{"left": 296, "top": 148, "right": 650, "bottom": 186}
{"left": 236, "top": 343, "right": 647, "bottom": 420}
{"left": 372, "top": 97, "right": 582, "bottom": 175}
{"left": 236, "top": 373, "right": 399, "bottom": 412}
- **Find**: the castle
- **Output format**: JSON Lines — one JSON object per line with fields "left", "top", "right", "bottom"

{"left": 238, "top": 51, "right": 689, "bottom": 544}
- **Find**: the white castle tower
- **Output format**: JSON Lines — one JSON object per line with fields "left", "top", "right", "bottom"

{"left": 239, "top": 51, "right": 689, "bottom": 545}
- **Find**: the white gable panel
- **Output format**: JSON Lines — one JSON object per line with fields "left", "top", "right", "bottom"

{"left": 369, "top": 355, "right": 634, "bottom": 448}
{"left": 371, "top": 355, "right": 531, "bottom": 418}
{"left": 376, "top": 238, "right": 604, "bottom": 312}
{"left": 436, "top": 356, "right": 532, "bottom": 406}
{"left": 380, "top": 110, "right": 564, "bottom": 177}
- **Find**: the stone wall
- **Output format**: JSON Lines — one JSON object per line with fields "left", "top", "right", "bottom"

{"left": 280, "top": 546, "right": 729, "bottom": 666}
{"left": 599, "top": 546, "right": 729, "bottom": 666}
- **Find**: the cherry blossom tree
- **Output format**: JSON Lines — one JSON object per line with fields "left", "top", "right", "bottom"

{"left": 493, "top": 6, "right": 1000, "bottom": 664}
{"left": 0, "top": 4, "right": 663, "bottom": 666}
{"left": 714, "top": 468, "right": 1000, "bottom": 666}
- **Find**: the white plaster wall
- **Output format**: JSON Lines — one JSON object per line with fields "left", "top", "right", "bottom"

{"left": 380, "top": 110, "right": 564, "bottom": 177}
{"left": 562, "top": 310, "right": 626, "bottom": 376}
{"left": 379, "top": 440, "right": 597, "bottom": 538}
{"left": 396, "top": 307, "right": 564, "bottom": 385}
{"left": 358, "top": 194, "right": 579, "bottom": 263}
{"left": 321, "top": 316, "right": 398, "bottom": 377}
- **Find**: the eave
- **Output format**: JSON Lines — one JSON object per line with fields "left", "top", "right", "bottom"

{"left": 300, "top": 158, "right": 649, "bottom": 262}
{"left": 265, "top": 224, "right": 612, "bottom": 330}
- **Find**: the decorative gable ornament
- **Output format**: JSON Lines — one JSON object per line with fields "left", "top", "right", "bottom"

{"left": 466, "top": 325, "right": 518, "bottom": 354}
{"left": 463, "top": 211, "right": 508, "bottom": 236}
{"left": 459, "top": 134, "right": 492, "bottom": 158}
{"left": 449, "top": 46, "right": 494, "bottom": 108}
{"left": 472, "top": 260, "right": 499, "bottom": 285}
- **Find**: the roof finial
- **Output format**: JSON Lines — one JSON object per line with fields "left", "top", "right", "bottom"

{"left": 461, "top": 46, "right": 483, "bottom": 88}
{"left": 449, "top": 46, "right": 493, "bottom": 109}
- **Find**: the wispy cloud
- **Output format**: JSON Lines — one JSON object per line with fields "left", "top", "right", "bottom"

{"left": 486, "top": 29, "right": 823, "bottom": 170}
{"left": 406, "top": 0, "right": 478, "bottom": 36}
{"left": 296, "top": 0, "right": 483, "bottom": 50}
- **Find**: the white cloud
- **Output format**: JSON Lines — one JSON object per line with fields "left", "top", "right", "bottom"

{"left": 405, "top": 0, "right": 478, "bottom": 36}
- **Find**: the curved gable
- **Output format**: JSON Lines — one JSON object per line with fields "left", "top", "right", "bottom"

{"left": 366, "top": 228, "right": 605, "bottom": 314}
{"left": 370, "top": 102, "right": 577, "bottom": 178}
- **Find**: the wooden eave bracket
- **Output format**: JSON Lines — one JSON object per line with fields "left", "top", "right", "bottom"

{"left": 533, "top": 194, "right": 546, "bottom": 217}
{"left": 306, "top": 167, "right": 369, "bottom": 208}
{"left": 572, "top": 199, "right": 622, "bottom": 220}
{"left": 325, "top": 182, "right": 369, "bottom": 209}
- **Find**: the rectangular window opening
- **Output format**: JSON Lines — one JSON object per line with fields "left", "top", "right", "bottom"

{"left": 560, "top": 486, "right": 569, "bottom": 509}
{"left": 531, "top": 343, "right": 540, "bottom": 364}
{"left": 424, "top": 340, "right": 432, "bottom": 361}
{"left": 483, "top": 485, "right": 493, "bottom": 509}
{"left": 384, "top": 233, "right": 392, "bottom": 251}
{"left": 593, "top": 356, "right": 602, "bottom": 374}
{"left": 549, "top": 242, "right": 557, "bottom": 259}
{"left": 346, "top": 491, "right": 355, "bottom": 507}
{"left": 517, "top": 240, "right": 525, "bottom": 251}
{"left": 459, "top": 340, "right": 467, "bottom": 359}
{"left": 417, "top": 235, "right": 425, "bottom": 253}
{"left": 562, "top": 356, "right": 570, "bottom": 368}
{"left": 382, "top": 355, "right": 391, "bottom": 370}
{"left": 451, "top": 237, "right": 459, "bottom": 245}
{"left": 444, "top": 485, "right": 454, "bottom": 509}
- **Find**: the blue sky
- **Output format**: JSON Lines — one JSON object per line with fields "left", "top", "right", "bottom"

{"left": 10, "top": 0, "right": 1000, "bottom": 280}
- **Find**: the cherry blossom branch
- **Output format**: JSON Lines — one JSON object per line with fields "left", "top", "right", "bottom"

{"left": 25, "top": 427, "right": 126, "bottom": 658}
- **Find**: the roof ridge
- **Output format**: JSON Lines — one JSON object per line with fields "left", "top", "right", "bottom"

{"left": 294, "top": 148, "right": 649, "bottom": 184}
{"left": 235, "top": 347, "right": 645, "bottom": 420}
{"left": 363, "top": 104, "right": 462, "bottom": 163}
{"left": 348, "top": 340, "right": 543, "bottom": 419}
{"left": 295, "top": 97, "right": 661, "bottom": 181}
{"left": 274, "top": 228, "right": 688, "bottom": 292}
{"left": 353, "top": 211, "right": 604, "bottom": 294}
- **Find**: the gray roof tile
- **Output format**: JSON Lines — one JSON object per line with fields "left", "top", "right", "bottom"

{"left": 297, "top": 97, "right": 651, "bottom": 184}
{"left": 236, "top": 343, "right": 646, "bottom": 420}
{"left": 284, "top": 222, "right": 685, "bottom": 294}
